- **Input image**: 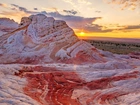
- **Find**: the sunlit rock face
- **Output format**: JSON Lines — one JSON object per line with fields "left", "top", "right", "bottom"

{"left": 0, "top": 14, "right": 140, "bottom": 105}
{"left": 0, "top": 14, "right": 103, "bottom": 64}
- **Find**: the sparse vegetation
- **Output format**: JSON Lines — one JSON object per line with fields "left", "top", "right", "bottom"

{"left": 86, "top": 40, "right": 140, "bottom": 54}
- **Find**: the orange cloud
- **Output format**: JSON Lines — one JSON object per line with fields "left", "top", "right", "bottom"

{"left": 0, "top": 4, "right": 38, "bottom": 22}
{"left": 0, "top": 11, "right": 30, "bottom": 23}
{"left": 105, "top": 0, "right": 140, "bottom": 10}
{"left": 41, "top": 7, "right": 60, "bottom": 13}
{"left": 0, "top": 3, "right": 8, "bottom": 8}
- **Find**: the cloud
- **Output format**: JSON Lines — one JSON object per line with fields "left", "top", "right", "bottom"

{"left": 0, "top": 4, "right": 38, "bottom": 22}
{"left": 42, "top": 7, "right": 60, "bottom": 13}
{"left": 79, "top": 23, "right": 140, "bottom": 33}
{"left": 83, "top": 24, "right": 113, "bottom": 33}
{"left": 45, "top": 12, "right": 102, "bottom": 29}
{"left": 62, "top": 0, "right": 92, "bottom": 9}
{"left": 95, "top": 11, "right": 101, "bottom": 13}
{"left": 63, "top": 9, "right": 78, "bottom": 15}
{"left": 0, "top": 3, "right": 8, "bottom": 8}
{"left": 11, "top": 4, "right": 27, "bottom": 12}
{"left": 105, "top": 0, "right": 140, "bottom": 10}
{"left": 34, "top": 8, "right": 38, "bottom": 10}
{"left": 0, "top": 3, "right": 103, "bottom": 31}
{"left": 0, "top": 11, "right": 30, "bottom": 23}
{"left": 11, "top": 4, "right": 37, "bottom": 14}
{"left": 101, "top": 24, "right": 140, "bottom": 32}
{"left": 122, "top": 25, "right": 140, "bottom": 30}
{"left": 43, "top": 12, "right": 114, "bottom": 33}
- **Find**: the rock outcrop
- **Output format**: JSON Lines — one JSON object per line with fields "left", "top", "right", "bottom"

{"left": 0, "top": 18, "right": 18, "bottom": 36}
{"left": 0, "top": 14, "right": 103, "bottom": 64}
{"left": 0, "top": 63, "right": 140, "bottom": 105}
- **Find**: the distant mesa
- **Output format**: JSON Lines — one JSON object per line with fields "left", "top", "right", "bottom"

{"left": 0, "top": 14, "right": 104, "bottom": 64}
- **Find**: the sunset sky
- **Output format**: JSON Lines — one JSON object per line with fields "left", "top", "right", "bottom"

{"left": 0, "top": 0, "right": 140, "bottom": 39}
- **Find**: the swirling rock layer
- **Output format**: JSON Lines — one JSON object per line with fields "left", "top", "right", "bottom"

{"left": 1, "top": 64, "right": 140, "bottom": 105}
{"left": 0, "top": 14, "right": 103, "bottom": 64}
{"left": 0, "top": 18, "right": 18, "bottom": 36}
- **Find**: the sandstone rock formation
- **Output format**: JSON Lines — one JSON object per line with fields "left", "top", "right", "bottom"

{"left": 0, "top": 14, "right": 103, "bottom": 64}
{"left": 0, "top": 18, "right": 18, "bottom": 36}
{"left": 0, "top": 14, "right": 140, "bottom": 105}
{"left": 0, "top": 63, "right": 140, "bottom": 105}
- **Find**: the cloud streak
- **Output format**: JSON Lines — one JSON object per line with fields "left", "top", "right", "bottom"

{"left": 63, "top": 9, "right": 77, "bottom": 15}
{"left": 105, "top": 0, "right": 140, "bottom": 10}
{"left": 95, "top": 11, "right": 101, "bottom": 13}
{"left": 45, "top": 12, "right": 102, "bottom": 29}
{"left": 0, "top": 3, "right": 37, "bottom": 22}
{"left": 34, "top": 8, "right": 38, "bottom": 10}
{"left": 11, "top": 4, "right": 37, "bottom": 14}
{"left": 62, "top": 0, "right": 92, "bottom": 12}
{"left": 44, "top": 12, "right": 116, "bottom": 33}
{"left": 0, "top": 3, "right": 8, "bottom": 8}
{"left": 125, "top": 25, "right": 140, "bottom": 30}
{"left": 83, "top": 24, "right": 113, "bottom": 33}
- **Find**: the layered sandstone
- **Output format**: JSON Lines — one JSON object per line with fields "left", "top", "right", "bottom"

{"left": 0, "top": 14, "right": 103, "bottom": 64}
{"left": 0, "top": 18, "right": 18, "bottom": 36}
{"left": 0, "top": 14, "right": 140, "bottom": 105}
{"left": 0, "top": 63, "right": 140, "bottom": 105}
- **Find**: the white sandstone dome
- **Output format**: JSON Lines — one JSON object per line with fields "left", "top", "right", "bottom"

{"left": 0, "top": 14, "right": 103, "bottom": 64}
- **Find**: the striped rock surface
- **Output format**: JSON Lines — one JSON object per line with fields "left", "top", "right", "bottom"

{"left": 0, "top": 14, "right": 140, "bottom": 105}
{"left": 0, "top": 62, "right": 140, "bottom": 105}
{"left": 0, "top": 14, "right": 103, "bottom": 64}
